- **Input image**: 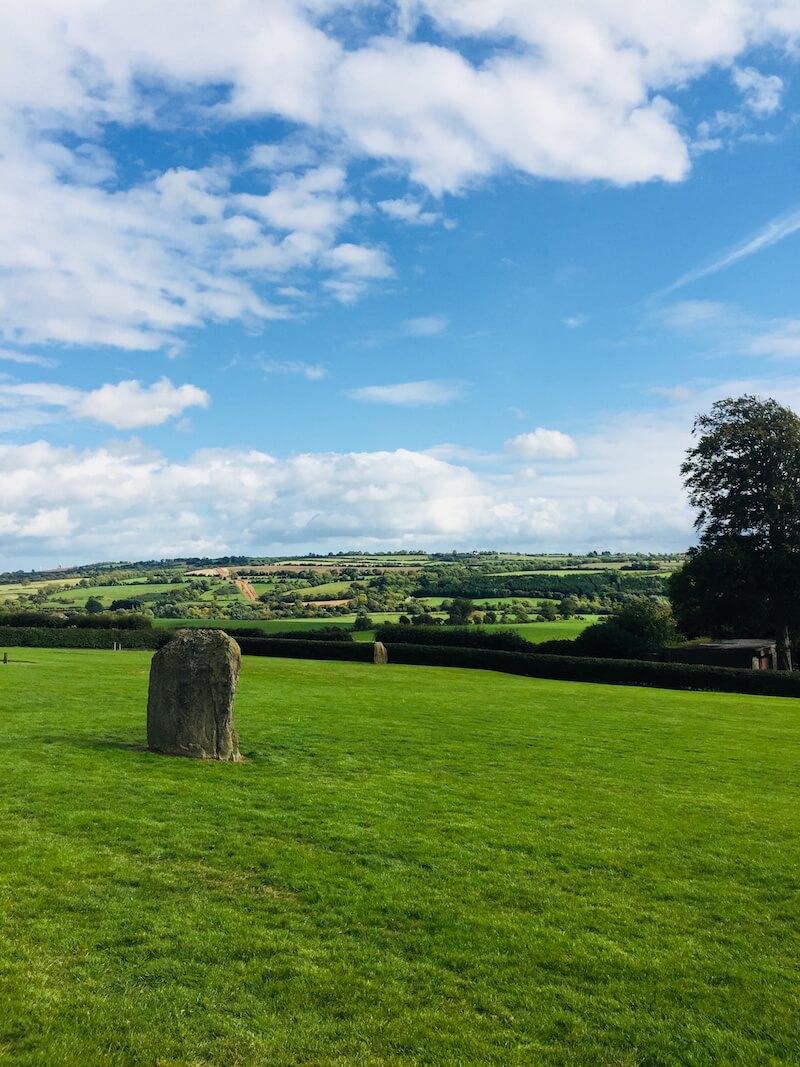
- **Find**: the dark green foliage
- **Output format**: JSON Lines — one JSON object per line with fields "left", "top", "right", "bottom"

{"left": 0, "top": 626, "right": 167, "bottom": 650}
{"left": 235, "top": 638, "right": 372, "bottom": 661}
{"left": 415, "top": 570, "right": 666, "bottom": 600}
{"left": 0, "top": 611, "right": 152, "bottom": 630}
{"left": 253, "top": 629, "right": 800, "bottom": 697}
{"left": 572, "top": 600, "right": 677, "bottom": 659}
{"left": 446, "top": 598, "right": 475, "bottom": 624}
{"left": 222, "top": 626, "right": 354, "bottom": 642}
{"left": 668, "top": 539, "right": 769, "bottom": 638}
{"left": 85, "top": 596, "right": 104, "bottom": 613}
{"left": 376, "top": 624, "right": 533, "bottom": 652}
{"left": 681, "top": 395, "right": 800, "bottom": 668}
{"left": 383, "top": 643, "right": 800, "bottom": 697}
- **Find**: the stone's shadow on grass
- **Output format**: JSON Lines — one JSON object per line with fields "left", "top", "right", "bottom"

{"left": 40, "top": 736, "right": 149, "bottom": 753}
{"left": 39, "top": 735, "right": 253, "bottom": 762}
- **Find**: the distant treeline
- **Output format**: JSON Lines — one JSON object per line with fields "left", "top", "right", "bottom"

{"left": 414, "top": 572, "right": 667, "bottom": 599}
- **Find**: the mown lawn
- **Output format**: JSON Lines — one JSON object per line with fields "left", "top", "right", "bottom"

{"left": 1, "top": 650, "right": 798, "bottom": 1064}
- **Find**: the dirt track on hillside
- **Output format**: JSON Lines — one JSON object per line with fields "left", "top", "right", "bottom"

{"left": 235, "top": 578, "right": 259, "bottom": 602}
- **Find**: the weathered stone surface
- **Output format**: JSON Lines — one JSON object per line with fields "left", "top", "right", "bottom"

{"left": 147, "top": 629, "right": 242, "bottom": 761}
{"left": 373, "top": 641, "right": 388, "bottom": 665}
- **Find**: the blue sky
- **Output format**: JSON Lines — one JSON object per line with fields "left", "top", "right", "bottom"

{"left": 1, "top": 1, "right": 800, "bottom": 567}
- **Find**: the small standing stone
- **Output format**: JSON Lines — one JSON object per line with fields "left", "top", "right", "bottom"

{"left": 373, "top": 641, "right": 389, "bottom": 665}
{"left": 147, "top": 629, "right": 242, "bottom": 761}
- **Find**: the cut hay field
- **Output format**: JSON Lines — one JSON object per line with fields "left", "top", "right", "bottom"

{"left": 1, "top": 649, "right": 798, "bottom": 1064}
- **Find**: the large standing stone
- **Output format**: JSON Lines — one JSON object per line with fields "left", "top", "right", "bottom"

{"left": 147, "top": 629, "right": 242, "bottom": 761}
{"left": 373, "top": 641, "right": 388, "bottom": 664}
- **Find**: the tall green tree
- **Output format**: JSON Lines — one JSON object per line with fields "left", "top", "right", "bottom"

{"left": 680, "top": 395, "right": 800, "bottom": 669}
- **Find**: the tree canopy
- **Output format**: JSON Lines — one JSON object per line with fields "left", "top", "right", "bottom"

{"left": 679, "top": 395, "right": 800, "bottom": 668}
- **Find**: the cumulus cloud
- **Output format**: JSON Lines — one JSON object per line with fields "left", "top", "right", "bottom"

{"left": 0, "top": 437, "right": 684, "bottom": 566}
{"left": 506, "top": 428, "right": 579, "bottom": 460}
{"left": 0, "top": 2, "right": 796, "bottom": 350}
{"left": 8, "top": 376, "right": 800, "bottom": 565}
{"left": 347, "top": 380, "right": 464, "bottom": 405}
{"left": 378, "top": 197, "right": 444, "bottom": 226}
{"left": 732, "top": 65, "right": 784, "bottom": 114}
{"left": 0, "top": 377, "right": 209, "bottom": 430}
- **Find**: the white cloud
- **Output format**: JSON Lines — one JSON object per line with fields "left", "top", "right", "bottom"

{"left": 378, "top": 197, "right": 443, "bottom": 226}
{"left": 259, "top": 359, "right": 329, "bottom": 380}
{"left": 506, "top": 428, "right": 579, "bottom": 460}
{"left": 8, "top": 376, "right": 800, "bottom": 565}
{"left": 748, "top": 321, "right": 800, "bottom": 359}
{"left": 0, "top": 348, "right": 57, "bottom": 368}
{"left": 0, "top": 377, "right": 209, "bottom": 430}
{"left": 403, "top": 315, "right": 448, "bottom": 336}
{"left": 347, "top": 380, "right": 464, "bottom": 405}
{"left": 658, "top": 299, "right": 733, "bottom": 330}
{"left": 562, "top": 314, "right": 586, "bottom": 328}
{"left": 0, "top": 2, "right": 796, "bottom": 349}
{"left": 74, "top": 379, "right": 210, "bottom": 430}
{"left": 732, "top": 66, "right": 784, "bottom": 114}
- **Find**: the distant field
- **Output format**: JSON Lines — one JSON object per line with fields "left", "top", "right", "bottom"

{"left": 477, "top": 618, "right": 599, "bottom": 641}
{"left": 0, "top": 578, "right": 85, "bottom": 602}
{"left": 292, "top": 581, "right": 352, "bottom": 597}
{"left": 1, "top": 649, "right": 797, "bottom": 1063}
{"left": 416, "top": 596, "right": 557, "bottom": 608}
{"left": 154, "top": 614, "right": 405, "bottom": 633}
{"left": 48, "top": 582, "right": 188, "bottom": 604}
{"left": 152, "top": 615, "right": 597, "bottom": 644}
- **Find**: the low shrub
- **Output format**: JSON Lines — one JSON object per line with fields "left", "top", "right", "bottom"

{"left": 0, "top": 626, "right": 167, "bottom": 650}
{"left": 375, "top": 624, "right": 533, "bottom": 653}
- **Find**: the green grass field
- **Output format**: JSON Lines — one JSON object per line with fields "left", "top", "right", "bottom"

{"left": 152, "top": 616, "right": 597, "bottom": 644}
{"left": 1, "top": 649, "right": 798, "bottom": 1064}
{"left": 47, "top": 582, "right": 188, "bottom": 605}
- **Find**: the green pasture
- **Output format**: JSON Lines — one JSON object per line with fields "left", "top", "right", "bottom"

{"left": 0, "top": 649, "right": 797, "bottom": 1064}
{"left": 45, "top": 582, "right": 189, "bottom": 605}
{"left": 291, "top": 581, "right": 353, "bottom": 598}
{"left": 0, "top": 578, "right": 85, "bottom": 602}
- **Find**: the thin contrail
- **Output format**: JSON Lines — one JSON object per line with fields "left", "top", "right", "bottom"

{"left": 665, "top": 206, "right": 800, "bottom": 293}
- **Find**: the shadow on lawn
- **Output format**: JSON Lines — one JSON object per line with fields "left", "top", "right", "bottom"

{"left": 40, "top": 736, "right": 148, "bottom": 753}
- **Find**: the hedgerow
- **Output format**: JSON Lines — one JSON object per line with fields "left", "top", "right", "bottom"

{"left": 375, "top": 624, "right": 533, "bottom": 652}
{"left": 0, "top": 626, "right": 167, "bottom": 650}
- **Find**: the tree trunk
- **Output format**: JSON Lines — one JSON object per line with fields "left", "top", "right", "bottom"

{"left": 776, "top": 623, "right": 793, "bottom": 671}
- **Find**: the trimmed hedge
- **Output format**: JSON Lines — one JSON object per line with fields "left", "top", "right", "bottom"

{"left": 220, "top": 626, "right": 354, "bottom": 642}
{"left": 4, "top": 627, "right": 798, "bottom": 697}
{"left": 0, "top": 611, "right": 152, "bottom": 630}
{"left": 384, "top": 643, "right": 800, "bottom": 697}
{"left": 235, "top": 637, "right": 372, "bottom": 661}
{"left": 375, "top": 624, "right": 534, "bottom": 652}
{"left": 238, "top": 637, "right": 800, "bottom": 697}
{"left": 0, "top": 626, "right": 169, "bottom": 650}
